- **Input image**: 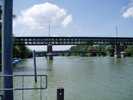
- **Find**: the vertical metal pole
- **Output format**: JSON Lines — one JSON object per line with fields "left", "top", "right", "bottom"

{"left": 2, "top": 0, "right": 13, "bottom": 100}
{"left": 40, "top": 76, "right": 42, "bottom": 100}
{"left": 33, "top": 50, "right": 37, "bottom": 83}
{"left": 57, "top": 88, "right": 64, "bottom": 100}
{"left": 114, "top": 26, "right": 121, "bottom": 58}
{"left": 22, "top": 76, "right": 24, "bottom": 100}
{"left": 45, "top": 75, "right": 48, "bottom": 89}
{"left": 0, "top": 5, "right": 2, "bottom": 72}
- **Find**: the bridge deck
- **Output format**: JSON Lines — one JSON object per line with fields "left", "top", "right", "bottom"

{"left": 14, "top": 37, "right": 133, "bottom": 45}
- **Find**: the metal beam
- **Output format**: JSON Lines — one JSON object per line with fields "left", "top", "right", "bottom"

{"left": 14, "top": 37, "right": 133, "bottom": 45}
{"left": 2, "top": 0, "right": 13, "bottom": 100}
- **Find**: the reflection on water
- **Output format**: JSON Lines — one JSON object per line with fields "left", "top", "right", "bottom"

{"left": 1, "top": 57, "right": 133, "bottom": 100}
{"left": 47, "top": 60, "right": 53, "bottom": 71}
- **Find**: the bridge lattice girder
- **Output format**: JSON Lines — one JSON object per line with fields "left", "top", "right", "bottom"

{"left": 14, "top": 37, "right": 133, "bottom": 45}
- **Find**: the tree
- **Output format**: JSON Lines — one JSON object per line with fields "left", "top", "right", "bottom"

{"left": 125, "top": 46, "right": 133, "bottom": 56}
{"left": 13, "top": 45, "right": 32, "bottom": 58}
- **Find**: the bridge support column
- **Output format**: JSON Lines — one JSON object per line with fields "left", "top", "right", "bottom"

{"left": 121, "top": 44, "right": 127, "bottom": 58}
{"left": 114, "top": 44, "right": 121, "bottom": 58}
{"left": 114, "top": 44, "right": 126, "bottom": 58}
{"left": 47, "top": 44, "right": 53, "bottom": 61}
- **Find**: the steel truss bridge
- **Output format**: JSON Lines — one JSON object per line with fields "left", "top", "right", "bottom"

{"left": 14, "top": 37, "right": 133, "bottom": 45}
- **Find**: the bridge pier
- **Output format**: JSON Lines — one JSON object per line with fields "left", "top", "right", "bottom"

{"left": 121, "top": 44, "right": 127, "bottom": 58}
{"left": 114, "top": 44, "right": 121, "bottom": 58}
{"left": 114, "top": 44, "right": 126, "bottom": 58}
{"left": 47, "top": 44, "right": 53, "bottom": 61}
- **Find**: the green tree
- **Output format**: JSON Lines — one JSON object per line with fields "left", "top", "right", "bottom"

{"left": 125, "top": 46, "right": 133, "bottom": 56}
{"left": 13, "top": 45, "right": 32, "bottom": 59}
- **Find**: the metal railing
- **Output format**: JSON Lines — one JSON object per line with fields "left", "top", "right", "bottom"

{"left": 0, "top": 94, "right": 3, "bottom": 100}
{"left": 0, "top": 74, "right": 48, "bottom": 100}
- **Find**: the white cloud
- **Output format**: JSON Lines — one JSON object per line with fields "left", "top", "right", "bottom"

{"left": 122, "top": 7, "right": 133, "bottom": 18}
{"left": 62, "top": 15, "right": 72, "bottom": 27}
{"left": 13, "top": 2, "right": 72, "bottom": 36}
{"left": 122, "top": 0, "right": 133, "bottom": 18}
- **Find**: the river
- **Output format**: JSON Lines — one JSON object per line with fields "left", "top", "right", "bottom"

{"left": 2, "top": 57, "right": 133, "bottom": 100}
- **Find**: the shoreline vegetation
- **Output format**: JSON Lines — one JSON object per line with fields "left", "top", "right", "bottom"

{"left": 69, "top": 45, "right": 133, "bottom": 57}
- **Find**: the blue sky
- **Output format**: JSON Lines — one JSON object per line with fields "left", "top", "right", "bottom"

{"left": 13, "top": 0, "right": 133, "bottom": 37}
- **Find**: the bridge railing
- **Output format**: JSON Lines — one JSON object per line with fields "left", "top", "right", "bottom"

{"left": 0, "top": 74, "right": 47, "bottom": 100}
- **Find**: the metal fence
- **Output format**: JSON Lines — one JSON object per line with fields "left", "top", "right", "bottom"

{"left": 0, "top": 74, "right": 48, "bottom": 100}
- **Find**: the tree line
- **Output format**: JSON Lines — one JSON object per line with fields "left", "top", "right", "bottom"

{"left": 70, "top": 45, "right": 133, "bottom": 57}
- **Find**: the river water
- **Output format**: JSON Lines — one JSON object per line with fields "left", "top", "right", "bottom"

{"left": 7, "top": 57, "right": 133, "bottom": 100}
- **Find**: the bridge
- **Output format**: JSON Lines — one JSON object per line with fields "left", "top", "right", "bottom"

{"left": 14, "top": 37, "right": 133, "bottom": 45}
{"left": 14, "top": 36, "right": 133, "bottom": 59}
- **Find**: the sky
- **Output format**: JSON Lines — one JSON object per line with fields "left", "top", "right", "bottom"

{"left": 1, "top": 0, "right": 133, "bottom": 50}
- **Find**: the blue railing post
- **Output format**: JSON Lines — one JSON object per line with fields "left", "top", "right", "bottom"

{"left": 2, "top": 0, "right": 13, "bottom": 100}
